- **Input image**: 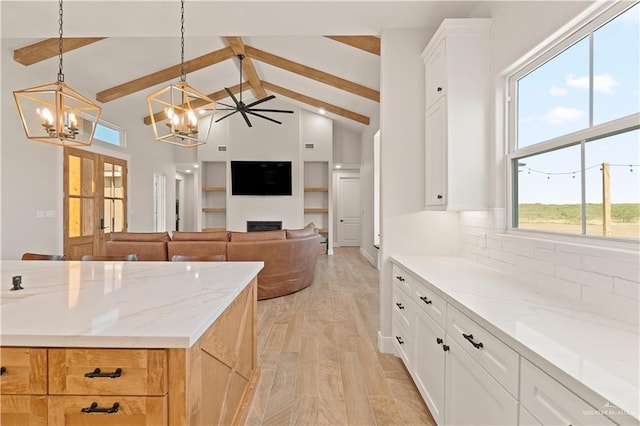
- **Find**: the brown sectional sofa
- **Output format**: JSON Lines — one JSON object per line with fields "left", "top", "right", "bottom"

{"left": 105, "top": 225, "right": 321, "bottom": 300}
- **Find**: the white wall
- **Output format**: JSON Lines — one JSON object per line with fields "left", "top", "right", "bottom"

{"left": 333, "top": 125, "right": 361, "bottom": 166}
{"left": 359, "top": 114, "right": 380, "bottom": 268}
{"left": 1, "top": 42, "right": 176, "bottom": 259}
{"left": 378, "top": 28, "right": 460, "bottom": 353}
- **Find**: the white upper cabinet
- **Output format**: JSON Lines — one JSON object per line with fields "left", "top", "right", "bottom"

{"left": 422, "top": 19, "right": 491, "bottom": 211}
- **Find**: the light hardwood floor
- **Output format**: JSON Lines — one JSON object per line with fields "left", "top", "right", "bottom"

{"left": 245, "top": 247, "right": 435, "bottom": 425}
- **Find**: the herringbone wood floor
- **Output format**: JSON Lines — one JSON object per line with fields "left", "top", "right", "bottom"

{"left": 245, "top": 247, "right": 435, "bottom": 425}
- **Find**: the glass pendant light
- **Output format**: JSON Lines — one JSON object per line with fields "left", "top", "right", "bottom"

{"left": 146, "top": 0, "right": 216, "bottom": 147}
{"left": 13, "top": 0, "right": 102, "bottom": 147}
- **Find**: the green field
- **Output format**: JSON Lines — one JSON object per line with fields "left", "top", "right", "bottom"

{"left": 518, "top": 203, "right": 640, "bottom": 238}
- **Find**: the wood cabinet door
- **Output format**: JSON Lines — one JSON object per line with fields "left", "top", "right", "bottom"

{"left": 413, "top": 312, "right": 446, "bottom": 426}
{"left": 425, "top": 98, "right": 447, "bottom": 208}
{"left": 48, "top": 396, "right": 166, "bottom": 426}
{"left": 0, "top": 348, "right": 47, "bottom": 395}
{"left": 444, "top": 339, "right": 518, "bottom": 425}
{"left": 0, "top": 395, "right": 47, "bottom": 425}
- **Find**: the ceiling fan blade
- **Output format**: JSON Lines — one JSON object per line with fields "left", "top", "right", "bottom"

{"left": 216, "top": 101, "right": 236, "bottom": 109}
{"left": 247, "top": 111, "right": 283, "bottom": 125}
{"left": 216, "top": 108, "right": 237, "bottom": 111}
{"left": 225, "top": 88, "right": 240, "bottom": 106}
{"left": 214, "top": 110, "right": 239, "bottom": 123}
{"left": 249, "top": 108, "right": 294, "bottom": 114}
{"left": 240, "top": 111, "right": 253, "bottom": 127}
{"left": 246, "top": 95, "right": 276, "bottom": 108}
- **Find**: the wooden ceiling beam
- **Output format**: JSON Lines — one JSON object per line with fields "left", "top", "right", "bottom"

{"left": 13, "top": 38, "right": 106, "bottom": 66}
{"left": 224, "top": 36, "right": 267, "bottom": 99}
{"left": 245, "top": 45, "right": 380, "bottom": 103}
{"left": 262, "top": 81, "right": 370, "bottom": 125}
{"left": 143, "top": 82, "right": 247, "bottom": 125}
{"left": 97, "top": 46, "right": 235, "bottom": 103}
{"left": 325, "top": 36, "right": 381, "bottom": 56}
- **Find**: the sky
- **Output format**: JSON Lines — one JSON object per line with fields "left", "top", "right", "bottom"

{"left": 516, "top": 3, "right": 639, "bottom": 205}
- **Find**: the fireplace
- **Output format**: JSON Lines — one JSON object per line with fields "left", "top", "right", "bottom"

{"left": 247, "top": 221, "right": 282, "bottom": 232}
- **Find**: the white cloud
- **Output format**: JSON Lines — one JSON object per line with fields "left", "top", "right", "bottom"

{"left": 541, "top": 106, "right": 585, "bottom": 124}
{"left": 565, "top": 73, "right": 619, "bottom": 94}
{"left": 549, "top": 87, "right": 567, "bottom": 96}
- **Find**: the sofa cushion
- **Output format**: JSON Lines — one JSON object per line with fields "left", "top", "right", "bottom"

{"left": 230, "top": 230, "right": 286, "bottom": 242}
{"left": 172, "top": 231, "right": 229, "bottom": 241}
{"left": 110, "top": 232, "right": 170, "bottom": 242}
{"left": 167, "top": 241, "right": 228, "bottom": 260}
{"left": 286, "top": 223, "right": 317, "bottom": 239}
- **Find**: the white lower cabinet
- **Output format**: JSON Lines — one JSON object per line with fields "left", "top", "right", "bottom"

{"left": 444, "top": 339, "right": 518, "bottom": 425}
{"left": 414, "top": 311, "right": 446, "bottom": 425}
{"left": 392, "top": 310, "right": 413, "bottom": 368}
{"left": 520, "top": 359, "right": 616, "bottom": 426}
{"left": 519, "top": 405, "right": 542, "bottom": 426}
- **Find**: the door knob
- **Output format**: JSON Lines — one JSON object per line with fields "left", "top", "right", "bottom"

{"left": 340, "top": 219, "right": 344, "bottom": 222}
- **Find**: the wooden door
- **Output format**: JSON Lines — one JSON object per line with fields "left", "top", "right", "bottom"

{"left": 64, "top": 148, "right": 127, "bottom": 260}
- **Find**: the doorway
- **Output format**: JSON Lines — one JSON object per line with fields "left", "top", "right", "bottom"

{"left": 336, "top": 172, "right": 361, "bottom": 246}
{"left": 63, "top": 147, "right": 127, "bottom": 260}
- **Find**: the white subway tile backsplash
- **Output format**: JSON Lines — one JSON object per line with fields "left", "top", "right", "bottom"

{"left": 555, "top": 265, "right": 614, "bottom": 293}
{"left": 614, "top": 277, "right": 640, "bottom": 301}
{"left": 531, "top": 273, "right": 582, "bottom": 300}
{"left": 500, "top": 239, "right": 517, "bottom": 254}
{"left": 516, "top": 255, "right": 555, "bottom": 276}
{"left": 487, "top": 236, "right": 501, "bottom": 250}
{"left": 535, "top": 248, "right": 582, "bottom": 268}
{"left": 581, "top": 256, "right": 640, "bottom": 282}
{"left": 581, "top": 286, "right": 639, "bottom": 325}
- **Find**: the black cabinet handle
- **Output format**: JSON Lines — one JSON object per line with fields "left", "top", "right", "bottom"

{"left": 436, "top": 338, "right": 443, "bottom": 345}
{"left": 84, "top": 368, "right": 123, "bottom": 378}
{"left": 462, "top": 333, "right": 484, "bottom": 349}
{"left": 437, "top": 87, "right": 443, "bottom": 92}
{"left": 437, "top": 194, "right": 443, "bottom": 199}
{"left": 395, "top": 336, "right": 404, "bottom": 345}
{"left": 395, "top": 275, "right": 405, "bottom": 282}
{"left": 420, "top": 296, "right": 432, "bottom": 305}
{"left": 442, "top": 344, "right": 450, "bottom": 352}
{"left": 81, "top": 402, "right": 120, "bottom": 414}
{"left": 395, "top": 302, "right": 405, "bottom": 310}
{"left": 0, "top": 366, "right": 6, "bottom": 375}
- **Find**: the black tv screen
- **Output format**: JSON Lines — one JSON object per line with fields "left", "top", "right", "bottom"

{"left": 231, "top": 161, "right": 292, "bottom": 196}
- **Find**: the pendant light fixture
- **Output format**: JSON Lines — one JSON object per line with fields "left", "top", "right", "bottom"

{"left": 146, "top": 0, "right": 215, "bottom": 147}
{"left": 13, "top": 0, "right": 102, "bottom": 147}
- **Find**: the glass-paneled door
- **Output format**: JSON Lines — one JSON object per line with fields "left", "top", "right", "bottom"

{"left": 63, "top": 147, "right": 127, "bottom": 259}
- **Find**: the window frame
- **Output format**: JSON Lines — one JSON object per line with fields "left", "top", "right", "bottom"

{"left": 92, "top": 118, "right": 126, "bottom": 149}
{"left": 506, "top": 1, "right": 640, "bottom": 244}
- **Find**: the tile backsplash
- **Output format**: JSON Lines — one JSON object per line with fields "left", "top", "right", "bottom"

{"left": 459, "top": 210, "right": 640, "bottom": 323}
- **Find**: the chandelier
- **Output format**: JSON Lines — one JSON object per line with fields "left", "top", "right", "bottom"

{"left": 146, "top": 0, "right": 215, "bottom": 147}
{"left": 13, "top": 0, "right": 102, "bottom": 147}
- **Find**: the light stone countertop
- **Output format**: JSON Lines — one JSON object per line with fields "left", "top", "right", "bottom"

{"left": 391, "top": 255, "right": 639, "bottom": 425}
{"left": 0, "top": 260, "right": 263, "bottom": 349}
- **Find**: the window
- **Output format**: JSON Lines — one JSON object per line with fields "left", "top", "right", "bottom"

{"left": 93, "top": 120, "right": 125, "bottom": 147}
{"left": 509, "top": 2, "right": 639, "bottom": 241}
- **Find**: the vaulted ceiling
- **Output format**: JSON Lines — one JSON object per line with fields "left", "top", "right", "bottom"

{"left": 2, "top": 1, "right": 483, "bottom": 132}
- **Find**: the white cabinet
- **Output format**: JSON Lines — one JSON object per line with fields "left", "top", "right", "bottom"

{"left": 414, "top": 311, "right": 446, "bottom": 425}
{"left": 444, "top": 339, "right": 518, "bottom": 425}
{"left": 422, "top": 19, "right": 491, "bottom": 211}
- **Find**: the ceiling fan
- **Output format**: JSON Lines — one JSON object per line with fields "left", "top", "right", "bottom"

{"left": 215, "top": 54, "right": 293, "bottom": 127}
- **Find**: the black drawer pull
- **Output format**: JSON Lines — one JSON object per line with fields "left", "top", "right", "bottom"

{"left": 0, "top": 366, "right": 6, "bottom": 375}
{"left": 81, "top": 402, "right": 120, "bottom": 414}
{"left": 436, "top": 337, "right": 443, "bottom": 345}
{"left": 420, "top": 296, "right": 432, "bottom": 305}
{"left": 395, "top": 275, "right": 405, "bottom": 282}
{"left": 395, "top": 336, "right": 404, "bottom": 345}
{"left": 462, "top": 333, "right": 484, "bottom": 349}
{"left": 442, "top": 344, "right": 450, "bottom": 352}
{"left": 437, "top": 87, "right": 443, "bottom": 92}
{"left": 437, "top": 194, "right": 443, "bottom": 199}
{"left": 84, "top": 368, "right": 123, "bottom": 378}
{"left": 395, "top": 302, "right": 405, "bottom": 310}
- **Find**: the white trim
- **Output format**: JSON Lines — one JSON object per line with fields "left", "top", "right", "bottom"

{"left": 377, "top": 331, "right": 394, "bottom": 354}
{"left": 360, "top": 246, "right": 376, "bottom": 268}
{"left": 505, "top": 228, "right": 640, "bottom": 251}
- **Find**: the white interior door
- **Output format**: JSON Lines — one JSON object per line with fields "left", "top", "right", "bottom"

{"left": 337, "top": 175, "right": 361, "bottom": 246}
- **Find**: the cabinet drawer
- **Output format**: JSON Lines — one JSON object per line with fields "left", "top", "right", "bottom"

{"left": 0, "top": 395, "right": 48, "bottom": 425}
{"left": 447, "top": 306, "right": 519, "bottom": 397}
{"left": 0, "top": 347, "right": 47, "bottom": 395}
{"left": 392, "top": 264, "right": 412, "bottom": 295}
{"left": 392, "top": 312, "right": 413, "bottom": 369}
{"left": 49, "top": 349, "right": 167, "bottom": 396}
{"left": 413, "top": 279, "right": 446, "bottom": 328}
{"left": 48, "top": 395, "right": 167, "bottom": 426}
{"left": 520, "top": 359, "right": 616, "bottom": 426}
{"left": 392, "top": 283, "right": 413, "bottom": 328}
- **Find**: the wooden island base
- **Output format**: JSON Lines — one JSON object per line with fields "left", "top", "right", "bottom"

{"left": 1, "top": 279, "right": 258, "bottom": 426}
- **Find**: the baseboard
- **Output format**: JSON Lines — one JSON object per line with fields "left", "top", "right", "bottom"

{"left": 360, "top": 247, "right": 376, "bottom": 268}
{"left": 378, "top": 331, "right": 395, "bottom": 354}
{"left": 327, "top": 248, "right": 334, "bottom": 255}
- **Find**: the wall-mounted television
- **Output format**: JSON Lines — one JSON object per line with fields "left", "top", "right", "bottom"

{"left": 231, "top": 161, "right": 293, "bottom": 196}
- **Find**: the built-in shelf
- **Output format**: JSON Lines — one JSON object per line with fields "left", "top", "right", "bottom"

{"left": 317, "top": 227, "right": 328, "bottom": 234}
{"left": 202, "top": 207, "right": 226, "bottom": 213}
{"left": 304, "top": 186, "right": 328, "bottom": 193}
{"left": 304, "top": 207, "right": 328, "bottom": 214}
{"left": 202, "top": 227, "right": 226, "bottom": 232}
{"left": 202, "top": 186, "right": 225, "bottom": 192}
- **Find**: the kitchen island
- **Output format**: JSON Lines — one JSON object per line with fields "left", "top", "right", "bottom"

{"left": 0, "top": 260, "right": 263, "bottom": 425}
